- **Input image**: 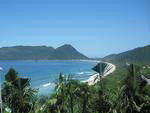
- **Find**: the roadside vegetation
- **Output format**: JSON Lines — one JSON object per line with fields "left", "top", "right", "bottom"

{"left": 1, "top": 64, "right": 150, "bottom": 113}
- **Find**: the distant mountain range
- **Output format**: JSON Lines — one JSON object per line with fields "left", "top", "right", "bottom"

{"left": 103, "top": 45, "right": 150, "bottom": 65}
{"left": 0, "top": 44, "right": 149, "bottom": 64}
{"left": 0, "top": 44, "right": 88, "bottom": 60}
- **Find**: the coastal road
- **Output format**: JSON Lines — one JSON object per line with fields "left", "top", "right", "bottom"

{"left": 83, "top": 62, "right": 116, "bottom": 85}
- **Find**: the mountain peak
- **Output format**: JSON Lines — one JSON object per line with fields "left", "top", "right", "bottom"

{"left": 62, "top": 44, "right": 72, "bottom": 47}
{"left": 56, "top": 44, "right": 74, "bottom": 49}
{"left": 0, "top": 44, "right": 88, "bottom": 60}
{"left": 54, "top": 44, "right": 88, "bottom": 59}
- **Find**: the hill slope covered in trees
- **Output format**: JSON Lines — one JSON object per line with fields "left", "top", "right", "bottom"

{"left": 103, "top": 45, "right": 150, "bottom": 65}
{"left": 0, "top": 44, "right": 88, "bottom": 60}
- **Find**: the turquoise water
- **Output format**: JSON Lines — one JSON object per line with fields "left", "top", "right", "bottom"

{"left": 0, "top": 60, "right": 97, "bottom": 95}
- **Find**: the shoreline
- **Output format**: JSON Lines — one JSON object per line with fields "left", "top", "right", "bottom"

{"left": 0, "top": 59, "right": 99, "bottom": 62}
{"left": 83, "top": 62, "right": 116, "bottom": 85}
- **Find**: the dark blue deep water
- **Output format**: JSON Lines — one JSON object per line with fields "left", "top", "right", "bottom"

{"left": 0, "top": 60, "right": 97, "bottom": 95}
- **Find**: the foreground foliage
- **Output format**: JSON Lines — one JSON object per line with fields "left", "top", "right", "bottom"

{"left": 1, "top": 64, "right": 150, "bottom": 113}
{"left": 2, "top": 68, "right": 37, "bottom": 113}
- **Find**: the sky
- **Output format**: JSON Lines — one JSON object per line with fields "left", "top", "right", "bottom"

{"left": 0, "top": 0, "right": 150, "bottom": 57}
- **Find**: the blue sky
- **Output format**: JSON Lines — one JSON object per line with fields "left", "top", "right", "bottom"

{"left": 0, "top": 0, "right": 150, "bottom": 57}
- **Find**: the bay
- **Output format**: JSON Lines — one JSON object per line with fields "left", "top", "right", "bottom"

{"left": 0, "top": 60, "right": 97, "bottom": 95}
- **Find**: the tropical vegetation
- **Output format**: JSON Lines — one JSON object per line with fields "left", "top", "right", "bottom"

{"left": 1, "top": 64, "right": 150, "bottom": 113}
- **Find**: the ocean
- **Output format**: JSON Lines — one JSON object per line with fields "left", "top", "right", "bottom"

{"left": 0, "top": 60, "right": 97, "bottom": 95}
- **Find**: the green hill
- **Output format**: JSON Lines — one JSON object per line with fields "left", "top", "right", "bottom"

{"left": 103, "top": 45, "right": 150, "bottom": 65}
{"left": 0, "top": 44, "right": 88, "bottom": 60}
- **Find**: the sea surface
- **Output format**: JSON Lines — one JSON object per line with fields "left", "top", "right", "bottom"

{"left": 0, "top": 60, "right": 97, "bottom": 95}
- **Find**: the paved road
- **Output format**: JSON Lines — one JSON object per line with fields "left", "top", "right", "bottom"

{"left": 83, "top": 62, "right": 116, "bottom": 85}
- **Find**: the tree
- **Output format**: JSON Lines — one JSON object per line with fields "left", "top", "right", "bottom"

{"left": 65, "top": 78, "right": 80, "bottom": 113}
{"left": 43, "top": 73, "right": 68, "bottom": 113}
{"left": 92, "top": 62, "right": 112, "bottom": 113}
{"left": 2, "top": 68, "right": 37, "bottom": 113}
{"left": 77, "top": 83, "right": 91, "bottom": 113}
{"left": 115, "top": 64, "right": 150, "bottom": 113}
